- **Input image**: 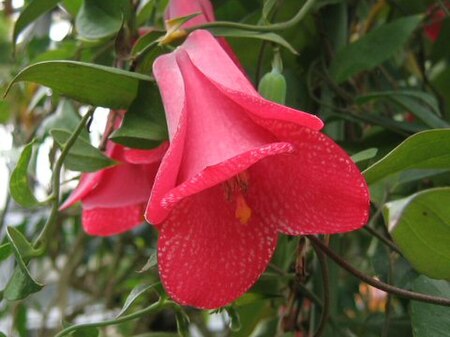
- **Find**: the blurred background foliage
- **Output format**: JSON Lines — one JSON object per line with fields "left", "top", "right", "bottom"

{"left": 0, "top": 0, "right": 449, "bottom": 336}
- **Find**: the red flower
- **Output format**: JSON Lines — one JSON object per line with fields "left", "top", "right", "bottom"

{"left": 164, "top": 0, "right": 243, "bottom": 70}
{"left": 165, "top": 0, "right": 215, "bottom": 29}
{"left": 424, "top": 1, "right": 450, "bottom": 41}
{"left": 147, "top": 30, "right": 370, "bottom": 309}
{"left": 60, "top": 140, "right": 167, "bottom": 236}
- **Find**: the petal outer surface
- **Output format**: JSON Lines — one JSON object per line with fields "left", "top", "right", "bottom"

{"left": 158, "top": 185, "right": 278, "bottom": 309}
{"left": 251, "top": 128, "right": 370, "bottom": 235}
{"left": 123, "top": 142, "right": 169, "bottom": 165}
{"left": 83, "top": 203, "right": 146, "bottom": 236}
{"left": 59, "top": 171, "right": 103, "bottom": 210}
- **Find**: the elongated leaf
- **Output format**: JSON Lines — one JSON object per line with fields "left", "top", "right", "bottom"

{"left": 330, "top": 15, "right": 422, "bottom": 83}
{"left": 0, "top": 243, "right": 12, "bottom": 262}
{"left": 384, "top": 188, "right": 450, "bottom": 280}
{"left": 351, "top": 148, "right": 378, "bottom": 163}
{"left": 12, "top": 0, "right": 60, "bottom": 50}
{"left": 76, "top": 0, "right": 127, "bottom": 41}
{"left": 51, "top": 129, "right": 116, "bottom": 172}
{"left": 411, "top": 275, "right": 450, "bottom": 337}
{"left": 356, "top": 90, "right": 448, "bottom": 129}
{"left": 117, "top": 283, "right": 157, "bottom": 318}
{"left": 110, "top": 81, "right": 168, "bottom": 149}
{"left": 6, "top": 227, "right": 41, "bottom": 260}
{"left": 209, "top": 28, "right": 298, "bottom": 54}
{"left": 4, "top": 227, "right": 43, "bottom": 301}
{"left": 9, "top": 140, "right": 40, "bottom": 208}
{"left": 363, "top": 129, "right": 450, "bottom": 184}
{"left": 4, "top": 61, "right": 152, "bottom": 109}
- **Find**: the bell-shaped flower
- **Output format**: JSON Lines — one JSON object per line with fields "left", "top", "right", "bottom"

{"left": 148, "top": 30, "right": 370, "bottom": 309}
{"left": 61, "top": 140, "right": 167, "bottom": 236}
{"left": 164, "top": 0, "right": 243, "bottom": 69}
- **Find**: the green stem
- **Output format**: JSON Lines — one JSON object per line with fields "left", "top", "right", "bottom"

{"left": 310, "top": 239, "right": 330, "bottom": 337}
{"left": 187, "top": 0, "right": 317, "bottom": 33}
{"left": 307, "top": 235, "right": 450, "bottom": 307}
{"left": 33, "top": 108, "right": 95, "bottom": 249}
{"left": 53, "top": 298, "right": 168, "bottom": 337}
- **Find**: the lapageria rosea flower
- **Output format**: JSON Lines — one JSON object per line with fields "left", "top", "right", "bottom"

{"left": 60, "top": 139, "right": 167, "bottom": 236}
{"left": 148, "top": 30, "right": 370, "bottom": 309}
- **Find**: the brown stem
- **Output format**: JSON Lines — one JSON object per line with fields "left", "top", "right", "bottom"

{"left": 307, "top": 235, "right": 450, "bottom": 307}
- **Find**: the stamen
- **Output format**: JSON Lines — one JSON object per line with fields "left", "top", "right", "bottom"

{"left": 223, "top": 172, "right": 252, "bottom": 224}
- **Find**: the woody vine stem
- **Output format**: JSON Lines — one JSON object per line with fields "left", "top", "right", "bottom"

{"left": 307, "top": 235, "right": 450, "bottom": 307}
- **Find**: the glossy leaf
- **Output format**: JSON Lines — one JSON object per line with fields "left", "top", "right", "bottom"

{"left": 4, "top": 227, "right": 43, "bottom": 301}
{"left": 117, "top": 283, "right": 158, "bottom": 318}
{"left": 384, "top": 188, "right": 450, "bottom": 280}
{"left": 6, "top": 226, "right": 41, "bottom": 260}
{"left": 411, "top": 275, "right": 450, "bottom": 337}
{"left": 356, "top": 90, "right": 449, "bottom": 129}
{"left": 4, "top": 61, "right": 152, "bottom": 109}
{"left": 76, "top": 0, "right": 127, "bottom": 41}
{"left": 9, "top": 140, "right": 41, "bottom": 208}
{"left": 209, "top": 28, "right": 298, "bottom": 54}
{"left": 363, "top": 129, "right": 450, "bottom": 184}
{"left": 0, "top": 243, "right": 12, "bottom": 262}
{"left": 351, "top": 148, "right": 378, "bottom": 163}
{"left": 51, "top": 129, "right": 116, "bottom": 172}
{"left": 12, "top": 0, "right": 60, "bottom": 50}
{"left": 330, "top": 15, "right": 422, "bottom": 83}
{"left": 110, "top": 82, "right": 168, "bottom": 149}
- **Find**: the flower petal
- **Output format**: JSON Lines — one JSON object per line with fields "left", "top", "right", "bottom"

{"left": 59, "top": 172, "right": 104, "bottom": 210}
{"left": 158, "top": 185, "right": 278, "bottom": 309}
{"left": 251, "top": 128, "right": 370, "bottom": 234}
{"left": 165, "top": 0, "right": 215, "bottom": 29}
{"left": 83, "top": 203, "right": 146, "bottom": 236}
{"left": 123, "top": 142, "right": 169, "bottom": 165}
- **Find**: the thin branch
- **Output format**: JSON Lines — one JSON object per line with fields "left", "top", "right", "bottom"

{"left": 310, "top": 241, "right": 330, "bottom": 337}
{"left": 53, "top": 299, "right": 168, "bottom": 337}
{"left": 363, "top": 226, "right": 402, "bottom": 256}
{"left": 307, "top": 235, "right": 450, "bottom": 307}
{"left": 188, "top": 0, "right": 318, "bottom": 33}
{"left": 33, "top": 108, "right": 95, "bottom": 249}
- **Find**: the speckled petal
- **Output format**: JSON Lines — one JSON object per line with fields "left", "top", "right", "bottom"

{"left": 251, "top": 128, "right": 370, "bottom": 235}
{"left": 83, "top": 203, "right": 146, "bottom": 236}
{"left": 158, "top": 185, "right": 278, "bottom": 309}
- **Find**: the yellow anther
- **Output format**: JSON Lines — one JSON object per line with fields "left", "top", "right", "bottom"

{"left": 235, "top": 193, "right": 252, "bottom": 224}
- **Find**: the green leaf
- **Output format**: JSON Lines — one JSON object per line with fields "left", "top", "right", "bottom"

{"left": 4, "top": 227, "right": 43, "bottom": 301}
{"left": 0, "top": 100, "right": 11, "bottom": 123}
{"left": 262, "top": 0, "right": 277, "bottom": 21}
{"left": 38, "top": 100, "right": 88, "bottom": 140}
{"left": 0, "top": 332, "right": 6, "bottom": 337}
{"left": 6, "top": 227, "right": 41, "bottom": 260}
{"left": 110, "top": 81, "right": 168, "bottom": 149}
{"left": 12, "top": 0, "right": 60, "bottom": 50}
{"left": 4, "top": 61, "right": 152, "bottom": 109}
{"left": 75, "top": 0, "right": 128, "bottom": 41}
{"left": 411, "top": 275, "right": 450, "bottom": 337}
{"left": 330, "top": 15, "right": 422, "bottom": 83}
{"left": 209, "top": 28, "right": 298, "bottom": 55}
{"left": 225, "top": 306, "right": 242, "bottom": 332}
{"left": 60, "top": 0, "right": 82, "bottom": 17}
{"left": 9, "top": 140, "right": 41, "bottom": 208}
{"left": 71, "top": 327, "right": 99, "bottom": 337}
{"left": 51, "top": 129, "right": 116, "bottom": 172}
{"left": 175, "top": 310, "right": 190, "bottom": 337}
{"left": 0, "top": 243, "right": 12, "bottom": 262}
{"left": 351, "top": 148, "right": 378, "bottom": 163}
{"left": 117, "top": 283, "right": 158, "bottom": 318}
{"left": 363, "top": 129, "right": 450, "bottom": 184}
{"left": 356, "top": 91, "right": 449, "bottom": 129}
{"left": 137, "top": 250, "right": 158, "bottom": 273}
{"left": 384, "top": 188, "right": 450, "bottom": 280}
